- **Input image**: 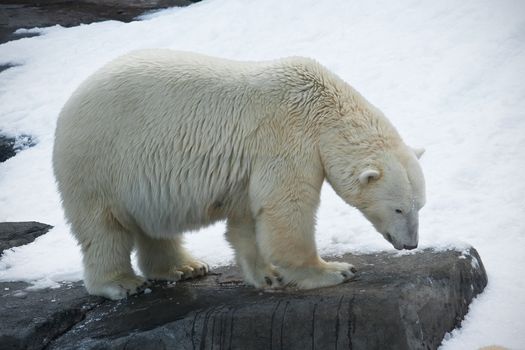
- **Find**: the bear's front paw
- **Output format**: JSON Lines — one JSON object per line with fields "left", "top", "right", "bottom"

{"left": 324, "top": 261, "right": 357, "bottom": 280}
{"left": 244, "top": 264, "right": 284, "bottom": 289}
{"left": 278, "top": 261, "right": 357, "bottom": 290}
{"left": 261, "top": 265, "right": 284, "bottom": 288}
{"left": 86, "top": 274, "right": 149, "bottom": 300}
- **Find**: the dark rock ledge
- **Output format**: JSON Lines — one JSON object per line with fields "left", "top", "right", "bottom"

{"left": 0, "top": 0, "right": 201, "bottom": 46}
{"left": 0, "top": 222, "right": 52, "bottom": 255}
{"left": 0, "top": 248, "right": 487, "bottom": 350}
{"left": 0, "top": 134, "right": 36, "bottom": 163}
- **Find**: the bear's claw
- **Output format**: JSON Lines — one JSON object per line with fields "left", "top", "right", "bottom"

{"left": 175, "top": 260, "right": 209, "bottom": 280}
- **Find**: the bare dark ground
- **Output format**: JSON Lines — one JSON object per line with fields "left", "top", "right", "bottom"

{"left": 0, "top": 0, "right": 200, "bottom": 71}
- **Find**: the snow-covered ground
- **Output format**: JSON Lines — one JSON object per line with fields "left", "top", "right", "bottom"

{"left": 1, "top": 0, "right": 524, "bottom": 348}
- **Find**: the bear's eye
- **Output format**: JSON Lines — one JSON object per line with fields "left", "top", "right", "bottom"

{"left": 395, "top": 209, "right": 403, "bottom": 214}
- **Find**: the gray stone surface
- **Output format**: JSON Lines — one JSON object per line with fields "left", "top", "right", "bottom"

{"left": 0, "top": 135, "right": 17, "bottom": 163}
{"left": 0, "top": 248, "right": 487, "bottom": 350}
{"left": 0, "top": 0, "right": 200, "bottom": 45}
{"left": 0, "top": 134, "right": 35, "bottom": 163}
{"left": 0, "top": 0, "right": 200, "bottom": 73}
{"left": 0, "top": 281, "right": 104, "bottom": 350}
{"left": 0, "top": 222, "right": 52, "bottom": 255}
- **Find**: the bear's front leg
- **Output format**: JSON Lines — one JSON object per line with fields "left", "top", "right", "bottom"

{"left": 226, "top": 215, "right": 283, "bottom": 288}
{"left": 253, "top": 181, "right": 356, "bottom": 289}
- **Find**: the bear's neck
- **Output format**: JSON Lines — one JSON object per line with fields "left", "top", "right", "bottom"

{"left": 275, "top": 57, "right": 402, "bottom": 156}
{"left": 303, "top": 65, "right": 401, "bottom": 148}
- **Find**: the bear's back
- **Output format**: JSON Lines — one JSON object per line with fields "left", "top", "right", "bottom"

{"left": 53, "top": 50, "right": 324, "bottom": 236}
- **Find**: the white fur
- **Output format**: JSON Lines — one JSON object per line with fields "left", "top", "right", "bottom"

{"left": 53, "top": 50, "right": 425, "bottom": 299}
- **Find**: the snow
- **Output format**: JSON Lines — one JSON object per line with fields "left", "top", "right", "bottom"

{"left": 1, "top": 0, "right": 524, "bottom": 348}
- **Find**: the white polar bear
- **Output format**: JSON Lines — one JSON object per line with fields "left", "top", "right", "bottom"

{"left": 53, "top": 50, "right": 425, "bottom": 300}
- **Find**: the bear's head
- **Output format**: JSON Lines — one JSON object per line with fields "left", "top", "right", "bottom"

{"left": 354, "top": 147, "right": 426, "bottom": 250}
{"left": 320, "top": 126, "right": 426, "bottom": 250}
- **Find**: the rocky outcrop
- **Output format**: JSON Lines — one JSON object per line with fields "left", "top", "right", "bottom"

{"left": 0, "top": 0, "right": 201, "bottom": 45}
{"left": 0, "top": 1, "right": 202, "bottom": 73}
{"left": 0, "top": 222, "right": 52, "bottom": 255}
{"left": 0, "top": 135, "right": 18, "bottom": 163}
{"left": 0, "top": 134, "right": 35, "bottom": 163}
{"left": 0, "top": 281, "right": 103, "bottom": 350}
{"left": 0, "top": 248, "right": 487, "bottom": 350}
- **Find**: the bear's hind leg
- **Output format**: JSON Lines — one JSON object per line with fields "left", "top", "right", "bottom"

{"left": 135, "top": 233, "right": 209, "bottom": 281}
{"left": 74, "top": 209, "right": 147, "bottom": 300}
{"left": 226, "top": 216, "right": 282, "bottom": 288}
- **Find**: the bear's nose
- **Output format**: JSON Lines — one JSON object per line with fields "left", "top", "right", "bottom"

{"left": 403, "top": 244, "right": 417, "bottom": 250}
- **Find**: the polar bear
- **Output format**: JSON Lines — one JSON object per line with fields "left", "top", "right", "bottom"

{"left": 53, "top": 50, "right": 425, "bottom": 300}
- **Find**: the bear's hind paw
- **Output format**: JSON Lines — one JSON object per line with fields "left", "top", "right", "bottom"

{"left": 178, "top": 260, "right": 210, "bottom": 280}
{"left": 146, "top": 268, "right": 184, "bottom": 282}
{"left": 88, "top": 274, "right": 149, "bottom": 300}
{"left": 146, "top": 260, "right": 209, "bottom": 282}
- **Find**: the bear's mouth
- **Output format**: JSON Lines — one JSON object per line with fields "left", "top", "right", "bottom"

{"left": 385, "top": 232, "right": 393, "bottom": 244}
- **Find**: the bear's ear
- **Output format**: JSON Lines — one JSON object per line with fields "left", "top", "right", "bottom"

{"left": 359, "top": 169, "right": 380, "bottom": 185}
{"left": 412, "top": 147, "right": 425, "bottom": 159}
